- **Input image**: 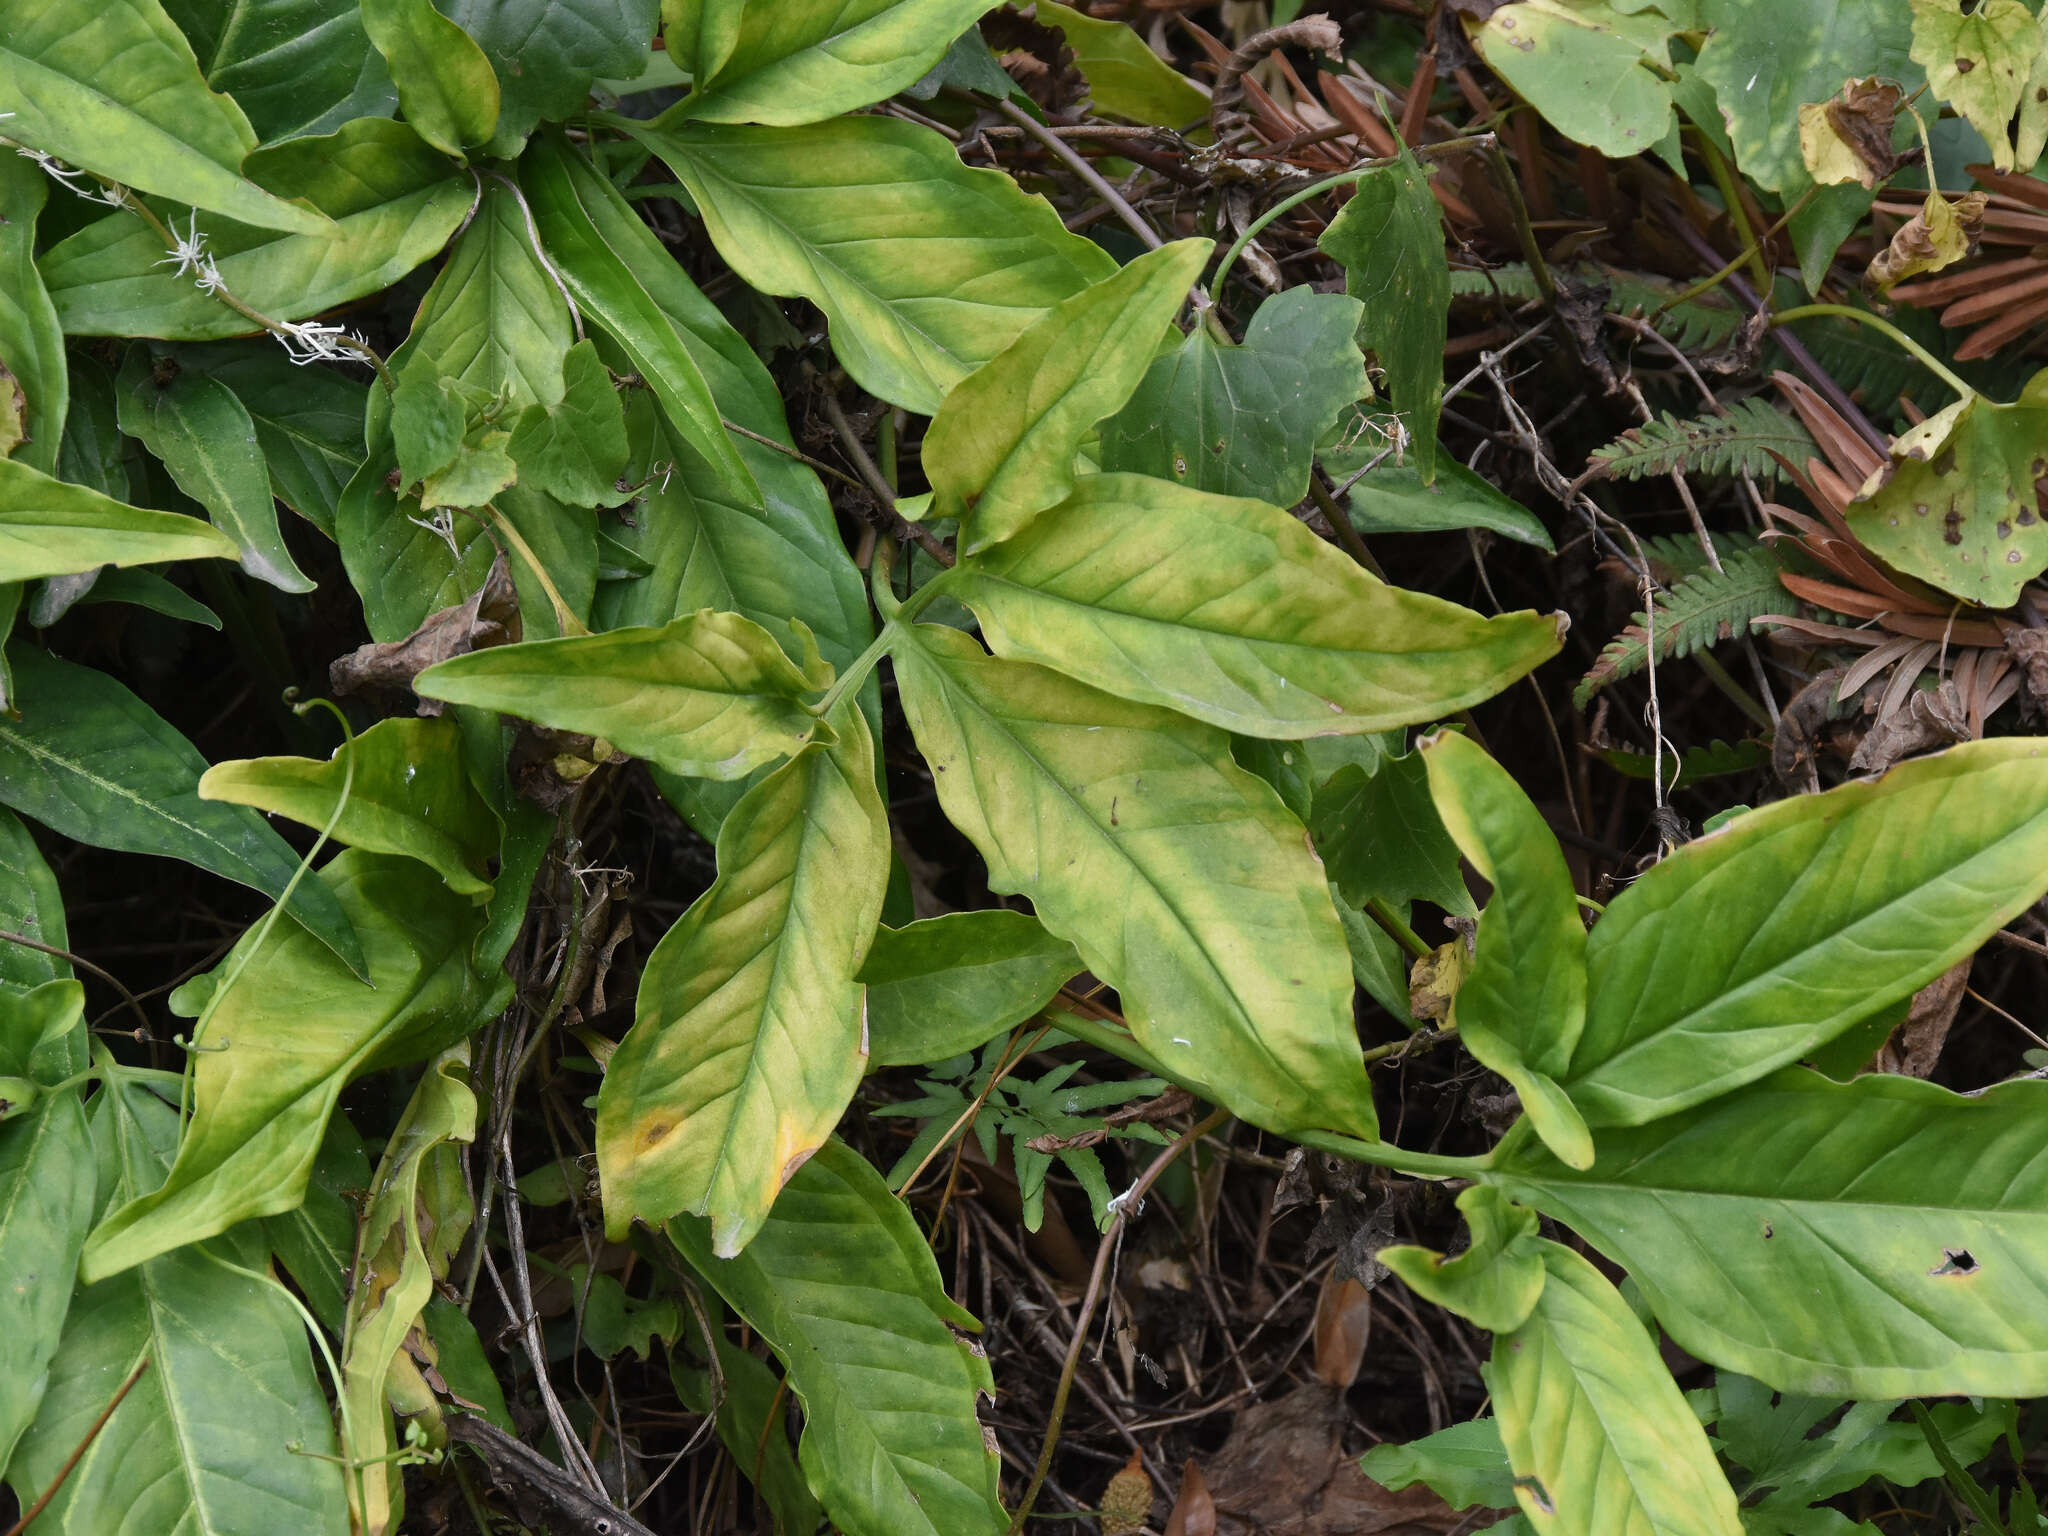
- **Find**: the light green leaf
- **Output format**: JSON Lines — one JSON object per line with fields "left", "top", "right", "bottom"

{"left": 1693, "top": 0, "right": 1920, "bottom": 194}
{"left": 340, "top": 1045, "right": 475, "bottom": 1536}
{"left": 41, "top": 118, "right": 472, "bottom": 339}
{"left": 262, "top": 1116, "right": 371, "bottom": 1335}
{"left": 416, "top": 609, "right": 830, "bottom": 781}
{"left": 1318, "top": 148, "right": 1449, "bottom": 483}
{"left": 929, "top": 238, "right": 1210, "bottom": 549}
{"left": 1565, "top": 738, "right": 2048, "bottom": 1126}
{"left": 0, "top": 157, "right": 65, "bottom": 477}
{"left": 0, "top": 807, "right": 69, "bottom": 993}
{"left": 674, "top": 0, "right": 1004, "bottom": 125}
{"left": 0, "top": 1087, "right": 94, "bottom": 1475}
{"left": 439, "top": 0, "right": 659, "bottom": 156}
{"left": 893, "top": 622, "right": 1377, "bottom": 1139}
{"left": 0, "top": 453, "right": 239, "bottom": 584}
{"left": 1490, "top": 1069, "right": 2048, "bottom": 1398}
{"left": 1381, "top": 1185, "right": 1546, "bottom": 1332}
{"left": 1361, "top": 1419, "right": 1518, "bottom": 1513}
{"left": 622, "top": 115, "right": 1117, "bottom": 414}
{"left": 1486, "top": 1241, "right": 1743, "bottom": 1536}
{"left": 521, "top": 132, "right": 758, "bottom": 503}
{"left": 1911, "top": 0, "right": 2037, "bottom": 171}
{"left": 182, "top": 0, "right": 398, "bottom": 145}
{"left": 1422, "top": 732, "right": 1590, "bottom": 1168}
{"left": 947, "top": 473, "right": 1565, "bottom": 737}
{"left": 200, "top": 716, "right": 498, "bottom": 897}
{"left": 1846, "top": 375, "right": 2048, "bottom": 608}
{"left": 1346, "top": 455, "right": 1555, "bottom": 548}
{"left": 858, "top": 910, "right": 1081, "bottom": 1066}
{"left": 0, "top": 0, "right": 331, "bottom": 234}
{"left": 7, "top": 1076, "right": 349, "bottom": 1535}
{"left": 668, "top": 1137, "right": 1005, "bottom": 1536}
{"left": 360, "top": 0, "right": 499, "bottom": 155}
{"left": 0, "top": 648, "right": 365, "bottom": 977}
{"left": 1098, "top": 286, "right": 1368, "bottom": 506}
{"left": 1036, "top": 1, "right": 1210, "bottom": 126}
{"left": 390, "top": 362, "right": 465, "bottom": 490}
{"left": 418, "top": 430, "right": 516, "bottom": 511}
{"left": 599, "top": 702, "right": 887, "bottom": 1255}
{"left": 115, "top": 350, "right": 314, "bottom": 592}
{"left": 1465, "top": 0, "right": 1679, "bottom": 161}
{"left": 79, "top": 850, "right": 502, "bottom": 1281}
{"left": 505, "top": 338, "right": 633, "bottom": 507}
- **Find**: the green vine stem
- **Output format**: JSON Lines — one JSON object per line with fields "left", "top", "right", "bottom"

{"left": 1770, "top": 303, "right": 1978, "bottom": 403}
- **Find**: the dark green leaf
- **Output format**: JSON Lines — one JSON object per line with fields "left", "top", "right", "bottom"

{"left": 0, "top": 808, "right": 69, "bottom": 993}
{"left": 1344, "top": 454, "right": 1555, "bottom": 550}
{"left": 1099, "top": 286, "right": 1368, "bottom": 506}
{"left": 505, "top": 339, "right": 633, "bottom": 508}
{"left": 182, "top": 0, "right": 398, "bottom": 144}
{"left": 440, "top": 0, "right": 660, "bottom": 156}
{"left": 1318, "top": 148, "right": 1449, "bottom": 482}
{"left": 0, "top": 1085, "right": 94, "bottom": 1474}
{"left": 0, "top": 157, "right": 66, "bottom": 477}
{"left": 1310, "top": 752, "right": 1476, "bottom": 916}
{"left": 858, "top": 910, "right": 1081, "bottom": 1066}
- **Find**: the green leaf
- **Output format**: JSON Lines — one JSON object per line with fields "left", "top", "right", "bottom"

{"left": 1336, "top": 895, "right": 1415, "bottom": 1024}
{"left": 1585, "top": 399, "right": 1817, "bottom": 485}
{"left": 621, "top": 114, "right": 1118, "bottom": 414}
{"left": 1035, "top": 2, "right": 1210, "bottom": 125}
{"left": 0, "top": 807, "right": 69, "bottom": 993}
{"left": 181, "top": 0, "right": 398, "bottom": 145}
{"left": 180, "top": 345, "right": 367, "bottom": 536}
{"left": 858, "top": 910, "right": 1081, "bottom": 1066}
{"left": 1380, "top": 1185, "right": 1546, "bottom": 1332}
{"left": 0, "top": 977, "right": 84, "bottom": 1084}
{"left": 262, "top": 1115, "right": 371, "bottom": 1334}
{"left": 671, "top": 1334, "right": 825, "bottom": 1536}
{"left": 115, "top": 350, "right": 314, "bottom": 593}
{"left": 893, "top": 621, "right": 1377, "bottom": 1139}
{"left": 7, "top": 1077, "right": 349, "bottom": 1535}
{"left": 948, "top": 473, "right": 1565, "bottom": 737}
{"left": 668, "top": 1137, "right": 1005, "bottom": 1536}
{"left": 521, "top": 132, "right": 758, "bottom": 503}
{"left": 1421, "top": 732, "right": 1591, "bottom": 1168}
{"left": 360, "top": 0, "right": 500, "bottom": 155}
{"left": 0, "top": 453, "right": 240, "bottom": 584}
{"left": 1360, "top": 1418, "right": 1517, "bottom": 1513}
{"left": 504, "top": 338, "right": 633, "bottom": 508}
{"left": 1692, "top": 0, "right": 1920, "bottom": 195}
{"left": 0, "top": 0, "right": 332, "bottom": 235}
{"left": 1574, "top": 540, "right": 1785, "bottom": 710}
{"left": 0, "top": 1087, "right": 94, "bottom": 1475}
{"left": 1489, "top": 1069, "right": 2048, "bottom": 1398}
{"left": 930, "top": 238, "right": 1211, "bottom": 550}
{"left": 1099, "top": 286, "right": 1368, "bottom": 506}
{"left": 1486, "top": 1240, "right": 1743, "bottom": 1536}
{"left": 78, "top": 850, "right": 502, "bottom": 1280}
{"left": 1564, "top": 738, "right": 2048, "bottom": 1126}
{"left": 417, "top": 610, "right": 830, "bottom": 781}
{"left": 340, "top": 1045, "right": 475, "bottom": 1535}
{"left": 1344, "top": 454, "right": 1556, "bottom": 550}
{"left": 0, "top": 157, "right": 66, "bottom": 477}
{"left": 1311, "top": 750, "right": 1477, "bottom": 916}
{"left": 597, "top": 702, "right": 888, "bottom": 1256}
{"left": 0, "top": 648, "right": 365, "bottom": 977}
{"left": 200, "top": 716, "right": 499, "bottom": 897}
{"left": 1318, "top": 149, "right": 1449, "bottom": 483}
{"left": 1911, "top": 0, "right": 2038, "bottom": 172}
{"left": 55, "top": 353, "right": 133, "bottom": 503}
{"left": 41, "top": 118, "right": 473, "bottom": 340}
{"left": 672, "top": 0, "right": 1004, "bottom": 125}
{"left": 1465, "top": 0, "right": 1679, "bottom": 160}
{"left": 1846, "top": 376, "right": 2048, "bottom": 608}
{"left": 439, "top": 0, "right": 659, "bottom": 156}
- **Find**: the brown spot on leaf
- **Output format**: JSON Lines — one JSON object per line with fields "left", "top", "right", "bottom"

{"left": 1955, "top": 55, "right": 1975, "bottom": 71}
{"left": 1944, "top": 509, "right": 1965, "bottom": 545}
{"left": 1932, "top": 1248, "right": 1980, "bottom": 1277}
{"left": 640, "top": 1118, "right": 675, "bottom": 1149}
{"left": 1998, "top": 520, "right": 2012, "bottom": 539}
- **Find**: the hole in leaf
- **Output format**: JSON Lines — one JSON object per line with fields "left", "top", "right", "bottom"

{"left": 1516, "top": 1477, "right": 1555, "bottom": 1515}
{"left": 1931, "top": 1248, "right": 1980, "bottom": 1277}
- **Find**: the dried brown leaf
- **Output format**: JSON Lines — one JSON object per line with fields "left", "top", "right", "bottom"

{"left": 328, "top": 554, "right": 519, "bottom": 713}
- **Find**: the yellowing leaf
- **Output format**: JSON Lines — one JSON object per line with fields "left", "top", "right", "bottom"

{"left": 1797, "top": 77, "right": 1906, "bottom": 188}
{"left": 892, "top": 622, "right": 1377, "bottom": 1139}
{"left": 597, "top": 702, "right": 888, "bottom": 1256}
{"left": 1911, "top": 0, "right": 2039, "bottom": 171}
{"left": 929, "top": 237, "right": 1210, "bottom": 550}
{"left": 1847, "top": 369, "right": 2048, "bottom": 606}
{"left": 1864, "top": 189, "right": 1986, "bottom": 294}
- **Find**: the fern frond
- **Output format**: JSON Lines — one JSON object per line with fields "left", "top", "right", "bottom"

{"left": 1621, "top": 530, "right": 1754, "bottom": 585}
{"left": 1587, "top": 399, "right": 1818, "bottom": 485}
{"left": 1575, "top": 543, "right": 1787, "bottom": 708}
{"left": 1594, "top": 736, "right": 1771, "bottom": 788}
{"left": 1451, "top": 264, "right": 1746, "bottom": 350}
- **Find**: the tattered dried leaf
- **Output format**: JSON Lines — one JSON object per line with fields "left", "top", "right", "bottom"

{"left": 329, "top": 554, "right": 519, "bottom": 711}
{"left": 1875, "top": 955, "right": 1972, "bottom": 1076}
{"left": 1865, "top": 191, "right": 1987, "bottom": 294}
{"left": 1798, "top": 78, "right": 1907, "bottom": 188}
